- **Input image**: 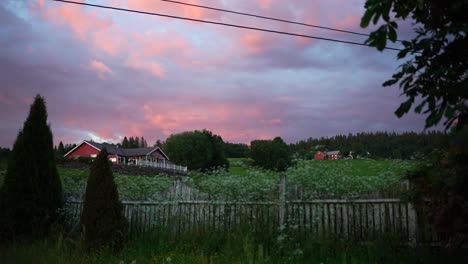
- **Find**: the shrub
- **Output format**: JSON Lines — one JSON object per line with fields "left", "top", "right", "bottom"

{"left": 80, "top": 148, "right": 128, "bottom": 252}
{"left": 0, "top": 95, "right": 63, "bottom": 242}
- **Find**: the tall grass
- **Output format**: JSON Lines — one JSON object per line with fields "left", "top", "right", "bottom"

{"left": 2, "top": 222, "right": 467, "bottom": 264}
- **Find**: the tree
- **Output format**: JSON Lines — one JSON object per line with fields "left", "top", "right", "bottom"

{"left": 80, "top": 148, "right": 128, "bottom": 252}
{"left": 154, "top": 139, "right": 164, "bottom": 148}
{"left": 361, "top": 0, "right": 468, "bottom": 130}
{"left": 0, "top": 95, "right": 63, "bottom": 242}
{"left": 250, "top": 137, "right": 291, "bottom": 171}
{"left": 57, "top": 141, "right": 65, "bottom": 156}
{"left": 164, "top": 130, "right": 229, "bottom": 171}
{"left": 122, "top": 137, "right": 129, "bottom": 148}
{"left": 135, "top": 137, "right": 140, "bottom": 149}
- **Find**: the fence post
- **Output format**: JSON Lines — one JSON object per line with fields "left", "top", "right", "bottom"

{"left": 279, "top": 174, "right": 287, "bottom": 228}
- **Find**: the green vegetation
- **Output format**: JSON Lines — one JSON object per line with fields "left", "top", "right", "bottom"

{"left": 59, "top": 167, "right": 172, "bottom": 201}
{"left": 0, "top": 95, "right": 63, "bottom": 242}
{"left": 290, "top": 131, "right": 449, "bottom": 160}
{"left": 251, "top": 137, "right": 291, "bottom": 171}
{"left": 288, "top": 159, "right": 413, "bottom": 198}
{"left": 165, "top": 130, "right": 228, "bottom": 171}
{"left": 58, "top": 159, "right": 413, "bottom": 201}
{"left": 81, "top": 148, "right": 128, "bottom": 252}
{"left": 1, "top": 228, "right": 466, "bottom": 264}
{"left": 189, "top": 159, "right": 413, "bottom": 200}
{"left": 361, "top": 0, "right": 468, "bottom": 129}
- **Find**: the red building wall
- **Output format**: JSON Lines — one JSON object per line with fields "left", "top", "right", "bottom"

{"left": 66, "top": 143, "right": 99, "bottom": 158}
{"left": 314, "top": 151, "right": 325, "bottom": 160}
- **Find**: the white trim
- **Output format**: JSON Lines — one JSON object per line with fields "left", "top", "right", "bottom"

{"left": 145, "top": 147, "right": 170, "bottom": 160}
{"left": 63, "top": 140, "right": 101, "bottom": 157}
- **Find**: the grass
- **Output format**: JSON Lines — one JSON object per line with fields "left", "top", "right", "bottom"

{"left": 1, "top": 226, "right": 467, "bottom": 264}
{"left": 228, "top": 158, "right": 249, "bottom": 176}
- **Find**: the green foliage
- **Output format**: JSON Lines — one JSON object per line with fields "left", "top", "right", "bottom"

{"left": 120, "top": 136, "right": 148, "bottom": 148}
{"left": 287, "top": 159, "right": 413, "bottom": 198}
{"left": 187, "top": 160, "right": 412, "bottom": 200}
{"left": 165, "top": 130, "right": 229, "bottom": 171}
{"left": 361, "top": 0, "right": 468, "bottom": 129}
{"left": 406, "top": 126, "right": 468, "bottom": 249}
{"left": 290, "top": 131, "right": 449, "bottom": 159}
{"left": 0, "top": 95, "right": 63, "bottom": 242}
{"left": 223, "top": 142, "right": 250, "bottom": 158}
{"left": 1, "top": 229, "right": 467, "bottom": 263}
{"left": 250, "top": 137, "right": 292, "bottom": 171}
{"left": 59, "top": 167, "right": 173, "bottom": 201}
{"left": 189, "top": 168, "right": 278, "bottom": 200}
{"left": 80, "top": 148, "right": 128, "bottom": 252}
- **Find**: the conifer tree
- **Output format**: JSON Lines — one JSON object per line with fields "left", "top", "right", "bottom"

{"left": 57, "top": 141, "right": 65, "bottom": 156}
{"left": 80, "top": 148, "right": 128, "bottom": 252}
{"left": 0, "top": 95, "right": 63, "bottom": 242}
{"left": 122, "top": 137, "right": 129, "bottom": 148}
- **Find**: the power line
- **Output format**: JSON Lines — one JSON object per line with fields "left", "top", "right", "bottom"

{"left": 51, "top": 0, "right": 403, "bottom": 51}
{"left": 162, "top": 0, "right": 388, "bottom": 40}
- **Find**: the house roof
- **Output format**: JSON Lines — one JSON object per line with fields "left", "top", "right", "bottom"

{"left": 64, "top": 140, "right": 169, "bottom": 160}
{"left": 324, "top": 150, "right": 341, "bottom": 155}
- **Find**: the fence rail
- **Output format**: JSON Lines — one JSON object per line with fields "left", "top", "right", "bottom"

{"left": 137, "top": 160, "right": 187, "bottom": 173}
{"left": 64, "top": 198, "right": 417, "bottom": 241}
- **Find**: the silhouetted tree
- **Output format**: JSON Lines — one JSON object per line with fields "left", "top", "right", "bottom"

{"left": 0, "top": 95, "right": 63, "bottom": 242}
{"left": 80, "top": 148, "right": 128, "bottom": 252}
{"left": 250, "top": 137, "right": 291, "bottom": 171}
{"left": 165, "top": 130, "right": 228, "bottom": 171}
{"left": 57, "top": 141, "right": 65, "bottom": 156}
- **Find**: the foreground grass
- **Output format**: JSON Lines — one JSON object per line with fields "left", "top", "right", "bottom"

{"left": 1, "top": 228, "right": 466, "bottom": 264}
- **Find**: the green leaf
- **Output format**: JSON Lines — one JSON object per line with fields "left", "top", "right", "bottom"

{"left": 360, "top": 9, "right": 374, "bottom": 28}
{"left": 395, "top": 98, "right": 413, "bottom": 118}
{"left": 388, "top": 26, "right": 397, "bottom": 42}
{"left": 383, "top": 79, "right": 398, "bottom": 86}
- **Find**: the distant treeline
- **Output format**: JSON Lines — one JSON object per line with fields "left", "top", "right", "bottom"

{"left": 289, "top": 131, "right": 450, "bottom": 160}
{"left": 43, "top": 131, "right": 451, "bottom": 162}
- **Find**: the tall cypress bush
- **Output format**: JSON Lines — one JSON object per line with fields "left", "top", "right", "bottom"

{"left": 0, "top": 95, "right": 63, "bottom": 242}
{"left": 80, "top": 148, "right": 128, "bottom": 252}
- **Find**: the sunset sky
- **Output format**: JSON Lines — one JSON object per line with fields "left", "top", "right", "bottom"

{"left": 0, "top": 0, "right": 429, "bottom": 148}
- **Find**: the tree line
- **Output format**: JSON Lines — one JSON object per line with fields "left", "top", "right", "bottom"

{"left": 289, "top": 131, "right": 450, "bottom": 160}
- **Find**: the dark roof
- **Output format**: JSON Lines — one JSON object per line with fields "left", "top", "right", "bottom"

{"left": 84, "top": 141, "right": 168, "bottom": 159}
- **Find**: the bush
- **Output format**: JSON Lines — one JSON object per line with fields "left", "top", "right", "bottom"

{"left": 0, "top": 95, "right": 63, "bottom": 242}
{"left": 80, "top": 148, "right": 128, "bottom": 252}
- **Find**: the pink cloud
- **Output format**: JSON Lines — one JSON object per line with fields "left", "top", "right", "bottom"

{"left": 36, "top": 0, "right": 112, "bottom": 40}
{"left": 88, "top": 59, "right": 112, "bottom": 79}
{"left": 125, "top": 54, "right": 166, "bottom": 78}
{"left": 127, "top": 0, "right": 222, "bottom": 20}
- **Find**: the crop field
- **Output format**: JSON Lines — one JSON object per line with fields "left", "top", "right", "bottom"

{"left": 56, "top": 158, "right": 414, "bottom": 201}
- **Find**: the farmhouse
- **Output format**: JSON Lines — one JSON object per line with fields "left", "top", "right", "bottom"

{"left": 64, "top": 140, "right": 169, "bottom": 165}
{"left": 314, "top": 150, "right": 342, "bottom": 160}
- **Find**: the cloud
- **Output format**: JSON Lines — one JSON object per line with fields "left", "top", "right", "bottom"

{"left": 125, "top": 54, "right": 166, "bottom": 78}
{"left": 88, "top": 59, "right": 112, "bottom": 79}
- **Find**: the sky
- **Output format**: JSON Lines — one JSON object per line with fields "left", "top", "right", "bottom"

{"left": 0, "top": 0, "right": 429, "bottom": 148}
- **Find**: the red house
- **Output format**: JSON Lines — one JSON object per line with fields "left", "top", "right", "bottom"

{"left": 314, "top": 151, "right": 326, "bottom": 160}
{"left": 64, "top": 140, "right": 169, "bottom": 165}
{"left": 314, "top": 150, "right": 342, "bottom": 160}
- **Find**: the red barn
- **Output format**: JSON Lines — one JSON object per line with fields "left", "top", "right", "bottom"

{"left": 314, "top": 151, "right": 326, "bottom": 160}
{"left": 314, "top": 150, "right": 342, "bottom": 160}
{"left": 64, "top": 140, "right": 169, "bottom": 165}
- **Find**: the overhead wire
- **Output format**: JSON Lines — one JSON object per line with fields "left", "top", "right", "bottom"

{"left": 51, "top": 0, "right": 403, "bottom": 51}
{"left": 161, "top": 0, "right": 399, "bottom": 41}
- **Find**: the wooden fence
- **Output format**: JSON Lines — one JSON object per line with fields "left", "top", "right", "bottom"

{"left": 64, "top": 198, "right": 417, "bottom": 241}
{"left": 63, "top": 174, "right": 420, "bottom": 241}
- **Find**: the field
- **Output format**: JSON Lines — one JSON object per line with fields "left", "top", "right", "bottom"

{"left": 56, "top": 158, "right": 416, "bottom": 201}
{"left": 3, "top": 159, "right": 466, "bottom": 263}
